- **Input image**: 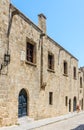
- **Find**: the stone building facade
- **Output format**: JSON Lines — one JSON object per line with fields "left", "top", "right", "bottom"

{"left": 0, "top": 0, "right": 84, "bottom": 126}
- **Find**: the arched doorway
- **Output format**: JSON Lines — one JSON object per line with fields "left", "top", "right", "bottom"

{"left": 18, "top": 89, "right": 28, "bottom": 117}
{"left": 81, "top": 98, "right": 83, "bottom": 110}
{"left": 73, "top": 97, "right": 77, "bottom": 112}
{"left": 69, "top": 99, "right": 71, "bottom": 112}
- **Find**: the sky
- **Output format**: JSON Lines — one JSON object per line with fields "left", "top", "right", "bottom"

{"left": 11, "top": 0, "right": 84, "bottom": 67}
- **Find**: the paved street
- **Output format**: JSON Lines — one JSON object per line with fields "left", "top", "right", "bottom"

{"left": 0, "top": 112, "right": 84, "bottom": 130}
{"left": 34, "top": 113, "right": 84, "bottom": 130}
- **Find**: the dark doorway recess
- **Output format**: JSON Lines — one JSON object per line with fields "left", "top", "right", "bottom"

{"left": 18, "top": 89, "right": 28, "bottom": 117}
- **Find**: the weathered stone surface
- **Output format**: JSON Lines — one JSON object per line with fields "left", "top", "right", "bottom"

{"left": 0, "top": 0, "right": 84, "bottom": 127}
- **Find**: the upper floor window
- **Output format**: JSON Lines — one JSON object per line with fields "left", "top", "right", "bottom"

{"left": 73, "top": 67, "right": 76, "bottom": 79}
{"left": 64, "top": 61, "right": 68, "bottom": 75}
{"left": 48, "top": 52, "right": 54, "bottom": 70}
{"left": 26, "top": 42, "right": 36, "bottom": 63}
{"left": 80, "top": 77, "right": 82, "bottom": 88}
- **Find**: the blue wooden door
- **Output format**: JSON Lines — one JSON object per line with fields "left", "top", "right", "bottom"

{"left": 18, "top": 89, "right": 27, "bottom": 117}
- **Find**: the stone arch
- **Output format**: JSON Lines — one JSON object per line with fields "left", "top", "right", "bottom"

{"left": 18, "top": 88, "right": 29, "bottom": 117}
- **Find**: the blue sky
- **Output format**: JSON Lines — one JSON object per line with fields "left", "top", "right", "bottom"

{"left": 11, "top": 0, "right": 84, "bottom": 67}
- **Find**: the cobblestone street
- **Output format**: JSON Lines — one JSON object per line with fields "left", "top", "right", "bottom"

{"left": 34, "top": 113, "right": 84, "bottom": 130}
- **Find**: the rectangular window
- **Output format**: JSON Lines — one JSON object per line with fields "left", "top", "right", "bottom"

{"left": 48, "top": 53, "right": 54, "bottom": 70}
{"left": 73, "top": 67, "right": 76, "bottom": 79}
{"left": 26, "top": 42, "right": 35, "bottom": 63}
{"left": 64, "top": 61, "right": 68, "bottom": 75}
{"left": 49, "top": 92, "right": 53, "bottom": 105}
{"left": 65, "top": 96, "right": 68, "bottom": 106}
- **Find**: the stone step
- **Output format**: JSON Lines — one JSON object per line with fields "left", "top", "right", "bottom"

{"left": 18, "top": 116, "right": 34, "bottom": 125}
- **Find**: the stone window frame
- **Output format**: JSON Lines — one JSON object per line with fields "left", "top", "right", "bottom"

{"left": 63, "top": 60, "right": 68, "bottom": 76}
{"left": 26, "top": 38, "right": 37, "bottom": 66}
{"left": 73, "top": 67, "right": 77, "bottom": 79}
{"left": 47, "top": 51, "right": 55, "bottom": 72}
{"left": 49, "top": 92, "right": 53, "bottom": 105}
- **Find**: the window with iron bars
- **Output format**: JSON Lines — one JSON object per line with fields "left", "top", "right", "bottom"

{"left": 26, "top": 42, "right": 35, "bottom": 63}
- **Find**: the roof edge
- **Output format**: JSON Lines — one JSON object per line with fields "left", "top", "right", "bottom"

{"left": 10, "top": 4, "right": 42, "bottom": 33}
{"left": 47, "top": 35, "right": 78, "bottom": 61}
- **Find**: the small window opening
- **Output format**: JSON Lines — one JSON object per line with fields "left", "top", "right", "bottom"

{"left": 65, "top": 96, "right": 68, "bottom": 106}
{"left": 73, "top": 67, "right": 76, "bottom": 79}
{"left": 48, "top": 53, "right": 54, "bottom": 70}
{"left": 49, "top": 92, "right": 53, "bottom": 105}
{"left": 64, "top": 61, "right": 68, "bottom": 75}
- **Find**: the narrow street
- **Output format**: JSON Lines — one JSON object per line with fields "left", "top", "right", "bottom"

{"left": 0, "top": 112, "right": 84, "bottom": 130}
{"left": 34, "top": 113, "right": 84, "bottom": 130}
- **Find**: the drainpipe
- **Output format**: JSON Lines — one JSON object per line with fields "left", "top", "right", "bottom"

{"left": 7, "top": 5, "right": 18, "bottom": 39}
{"left": 40, "top": 33, "right": 46, "bottom": 90}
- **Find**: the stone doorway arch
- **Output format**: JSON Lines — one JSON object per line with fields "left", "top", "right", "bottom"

{"left": 18, "top": 89, "right": 28, "bottom": 117}
{"left": 69, "top": 99, "right": 71, "bottom": 112}
{"left": 81, "top": 98, "right": 83, "bottom": 110}
{"left": 73, "top": 97, "right": 77, "bottom": 112}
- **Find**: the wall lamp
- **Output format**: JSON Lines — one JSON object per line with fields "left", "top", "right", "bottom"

{"left": 4, "top": 53, "right": 10, "bottom": 63}
{"left": 0, "top": 53, "right": 10, "bottom": 71}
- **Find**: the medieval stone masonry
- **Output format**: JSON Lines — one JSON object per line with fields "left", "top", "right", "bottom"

{"left": 0, "top": 0, "right": 84, "bottom": 126}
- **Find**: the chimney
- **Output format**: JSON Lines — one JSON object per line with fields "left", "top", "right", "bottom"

{"left": 38, "top": 13, "right": 46, "bottom": 34}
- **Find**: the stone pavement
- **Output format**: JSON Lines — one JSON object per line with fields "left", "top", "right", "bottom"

{"left": 0, "top": 111, "right": 84, "bottom": 130}
{"left": 34, "top": 111, "right": 84, "bottom": 130}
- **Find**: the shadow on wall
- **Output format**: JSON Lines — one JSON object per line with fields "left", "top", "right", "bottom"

{"left": 71, "top": 124, "right": 84, "bottom": 130}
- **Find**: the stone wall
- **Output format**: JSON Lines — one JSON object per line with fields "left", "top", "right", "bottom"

{"left": 37, "top": 35, "right": 79, "bottom": 118}
{"left": 0, "top": 0, "right": 84, "bottom": 126}
{"left": 0, "top": 0, "right": 12, "bottom": 126}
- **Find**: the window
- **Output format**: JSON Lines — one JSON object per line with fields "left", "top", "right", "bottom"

{"left": 64, "top": 61, "right": 68, "bottom": 75}
{"left": 65, "top": 96, "right": 68, "bottom": 106}
{"left": 49, "top": 92, "right": 53, "bottom": 105}
{"left": 26, "top": 42, "right": 36, "bottom": 63}
{"left": 48, "top": 53, "right": 54, "bottom": 70}
{"left": 80, "top": 77, "right": 82, "bottom": 88}
{"left": 73, "top": 67, "right": 76, "bottom": 79}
